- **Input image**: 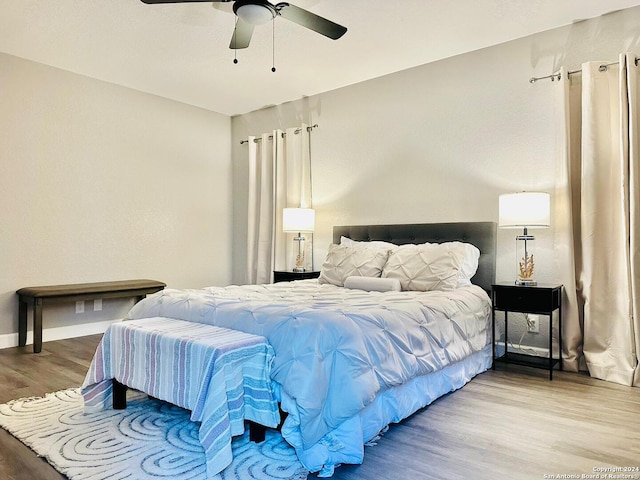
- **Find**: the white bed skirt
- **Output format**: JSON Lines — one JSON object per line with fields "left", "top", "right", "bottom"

{"left": 279, "top": 344, "right": 493, "bottom": 477}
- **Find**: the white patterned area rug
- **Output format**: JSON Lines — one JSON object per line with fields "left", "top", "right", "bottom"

{"left": 0, "top": 388, "right": 308, "bottom": 480}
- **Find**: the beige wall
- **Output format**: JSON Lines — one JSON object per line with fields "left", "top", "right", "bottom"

{"left": 0, "top": 53, "right": 232, "bottom": 343}
{"left": 231, "top": 7, "right": 640, "bottom": 347}
{"left": 3, "top": 7, "right": 640, "bottom": 348}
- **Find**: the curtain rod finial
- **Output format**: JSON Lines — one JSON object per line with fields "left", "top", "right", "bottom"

{"left": 529, "top": 77, "right": 537, "bottom": 84}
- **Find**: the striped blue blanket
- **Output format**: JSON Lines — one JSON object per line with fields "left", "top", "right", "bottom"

{"left": 81, "top": 317, "right": 280, "bottom": 477}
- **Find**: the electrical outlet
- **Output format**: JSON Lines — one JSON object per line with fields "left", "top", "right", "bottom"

{"left": 75, "top": 301, "right": 85, "bottom": 314}
{"left": 526, "top": 314, "right": 539, "bottom": 334}
{"left": 93, "top": 299, "right": 103, "bottom": 311}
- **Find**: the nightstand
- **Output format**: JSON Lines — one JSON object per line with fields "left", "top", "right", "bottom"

{"left": 491, "top": 283, "right": 563, "bottom": 380}
{"left": 273, "top": 271, "right": 320, "bottom": 283}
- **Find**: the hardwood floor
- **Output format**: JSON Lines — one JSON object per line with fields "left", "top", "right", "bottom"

{"left": 0, "top": 335, "right": 103, "bottom": 480}
{"left": 327, "top": 366, "right": 640, "bottom": 480}
{"left": 1, "top": 335, "right": 639, "bottom": 480}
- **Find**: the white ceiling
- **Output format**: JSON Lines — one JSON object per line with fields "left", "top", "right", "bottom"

{"left": 2, "top": 0, "right": 640, "bottom": 116}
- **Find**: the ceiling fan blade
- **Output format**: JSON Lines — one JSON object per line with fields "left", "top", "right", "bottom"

{"left": 229, "top": 18, "right": 255, "bottom": 49}
{"left": 276, "top": 3, "right": 347, "bottom": 40}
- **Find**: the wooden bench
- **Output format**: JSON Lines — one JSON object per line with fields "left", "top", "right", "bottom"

{"left": 16, "top": 279, "right": 166, "bottom": 353}
{"left": 82, "top": 317, "right": 280, "bottom": 477}
{"left": 112, "top": 377, "right": 271, "bottom": 443}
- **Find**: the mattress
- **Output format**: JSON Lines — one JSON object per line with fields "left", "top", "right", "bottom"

{"left": 125, "top": 279, "right": 492, "bottom": 475}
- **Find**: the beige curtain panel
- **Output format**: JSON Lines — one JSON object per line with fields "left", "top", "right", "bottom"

{"left": 246, "top": 124, "right": 312, "bottom": 284}
{"left": 555, "top": 53, "right": 640, "bottom": 387}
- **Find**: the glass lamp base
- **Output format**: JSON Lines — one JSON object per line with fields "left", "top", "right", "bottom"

{"left": 516, "top": 232, "right": 536, "bottom": 287}
{"left": 293, "top": 235, "right": 306, "bottom": 273}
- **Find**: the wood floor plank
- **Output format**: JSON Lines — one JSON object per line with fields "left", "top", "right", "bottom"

{"left": 0, "top": 336, "right": 638, "bottom": 480}
{"left": 325, "top": 364, "right": 640, "bottom": 480}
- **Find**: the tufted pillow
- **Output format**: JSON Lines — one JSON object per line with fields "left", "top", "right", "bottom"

{"left": 441, "top": 241, "right": 480, "bottom": 287}
{"left": 381, "top": 243, "right": 463, "bottom": 291}
{"left": 344, "top": 276, "right": 402, "bottom": 292}
{"left": 319, "top": 244, "right": 391, "bottom": 287}
{"left": 340, "top": 236, "right": 398, "bottom": 252}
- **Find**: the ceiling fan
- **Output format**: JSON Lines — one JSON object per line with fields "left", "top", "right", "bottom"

{"left": 140, "top": 0, "right": 348, "bottom": 50}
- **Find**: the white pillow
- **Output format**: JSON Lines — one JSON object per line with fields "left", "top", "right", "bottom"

{"left": 344, "top": 276, "right": 402, "bottom": 292}
{"left": 441, "top": 241, "right": 480, "bottom": 287}
{"left": 381, "top": 243, "right": 463, "bottom": 291}
{"left": 338, "top": 237, "right": 479, "bottom": 288}
{"left": 340, "top": 236, "right": 398, "bottom": 252}
{"left": 319, "top": 244, "right": 390, "bottom": 287}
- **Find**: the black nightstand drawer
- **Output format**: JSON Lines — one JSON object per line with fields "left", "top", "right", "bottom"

{"left": 273, "top": 271, "right": 320, "bottom": 283}
{"left": 493, "top": 284, "right": 560, "bottom": 314}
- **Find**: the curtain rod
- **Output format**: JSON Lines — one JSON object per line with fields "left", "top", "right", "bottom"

{"left": 529, "top": 57, "right": 639, "bottom": 84}
{"left": 240, "top": 124, "right": 319, "bottom": 144}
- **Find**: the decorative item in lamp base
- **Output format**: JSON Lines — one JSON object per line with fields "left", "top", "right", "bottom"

{"left": 517, "top": 252, "right": 536, "bottom": 285}
{"left": 293, "top": 236, "right": 306, "bottom": 272}
{"left": 515, "top": 230, "right": 536, "bottom": 285}
{"left": 293, "top": 251, "right": 306, "bottom": 271}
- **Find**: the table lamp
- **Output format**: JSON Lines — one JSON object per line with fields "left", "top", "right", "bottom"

{"left": 499, "top": 192, "right": 550, "bottom": 285}
{"left": 283, "top": 208, "right": 315, "bottom": 272}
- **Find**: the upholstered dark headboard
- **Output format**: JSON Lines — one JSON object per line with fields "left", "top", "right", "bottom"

{"left": 333, "top": 222, "right": 497, "bottom": 293}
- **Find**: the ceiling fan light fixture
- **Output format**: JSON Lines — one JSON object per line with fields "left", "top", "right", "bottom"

{"left": 235, "top": 3, "right": 275, "bottom": 25}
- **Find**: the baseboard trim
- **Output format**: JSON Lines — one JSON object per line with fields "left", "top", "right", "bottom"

{"left": 0, "top": 319, "right": 119, "bottom": 350}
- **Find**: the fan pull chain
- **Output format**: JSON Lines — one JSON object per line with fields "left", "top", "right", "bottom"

{"left": 271, "top": 17, "right": 276, "bottom": 73}
{"left": 233, "top": 17, "right": 238, "bottom": 64}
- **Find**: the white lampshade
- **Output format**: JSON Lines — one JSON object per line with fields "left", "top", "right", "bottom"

{"left": 499, "top": 192, "right": 550, "bottom": 229}
{"left": 283, "top": 208, "right": 315, "bottom": 233}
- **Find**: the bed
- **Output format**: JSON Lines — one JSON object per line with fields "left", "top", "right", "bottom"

{"left": 121, "top": 221, "right": 496, "bottom": 476}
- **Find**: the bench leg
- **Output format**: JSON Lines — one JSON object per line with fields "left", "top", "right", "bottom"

{"left": 113, "top": 380, "right": 128, "bottom": 410}
{"left": 33, "top": 299, "right": 43, "bottom": 354}
{"left": 18, "top": 299, "right": 28, "bottom": 347}
{"left": 248, "top": 406, "right": 288, "bottom": 443}
{"left": 248, "top": 421, "right": 266, "bottom": 443}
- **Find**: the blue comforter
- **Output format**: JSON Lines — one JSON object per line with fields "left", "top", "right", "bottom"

{"left": 126, "top": 280, "right": 491, "bottom": 474}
